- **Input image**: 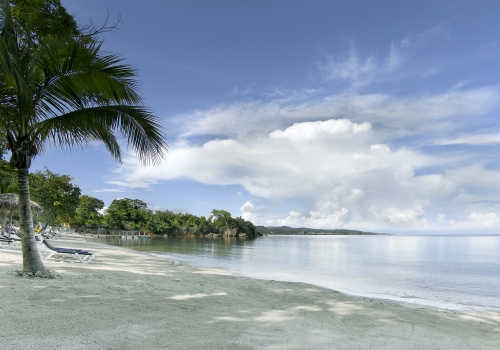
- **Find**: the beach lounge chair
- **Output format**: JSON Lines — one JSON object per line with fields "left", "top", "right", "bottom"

{"left": 40, "top": 239, "right": 96, "bottom": 263}
{"left": 2, "top": 233, "right": 21, "bottom": 241}
{"left": 19, "top": 231, "right": 42, "bottom": 242}
{"left": 0, "top": 236, "right": 17, "bottom": 248}
{"left": 1, "top": 232, "right": 22, "bottom": 245}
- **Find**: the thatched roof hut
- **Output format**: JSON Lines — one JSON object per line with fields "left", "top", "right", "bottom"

{"left": 0, "top": 193, "right": 42, "bottom": 236}
{"left": 0, "top": 193, "right": 42, "bottom": 213}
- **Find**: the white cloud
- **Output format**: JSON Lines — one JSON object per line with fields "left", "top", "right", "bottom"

{"left": 239, "top": 201, "right": 266, "bottom": 222}
{"left": 174, "top": 88, "right": 499, "bottom": 143}
{"left": 115, "top": 119, "right": 434, "bottom": 195}
{"left": 318, "top": 24, "right": 450, "bottom": 87}
{"left": 318, "top": 48, "right": 376, "bottom": 86}
{"left": 269, "top": 119, "right": 372, "bottom": 141}
{"left": 386, "top": 41, "right": 403, "bottom": 71}
{"left": 370, "top": 144, "right": 391, "bottom": 152}
{"left": 240, "top": 201, "right": 255, "bottom": 221}
{"left": 374, "top": 202, "right": 428, "bottom": 227}
{"left": 449, "top": 212, "right": 500, "bottom": 229}
{"left": 276, "top": 202, "right": 349, "bottom": 228}
{"left": 231, "top": 83, "right": 256, "bottom": 96}
{"left": 446, "top": 165, "right": 500, "bottom": 193}
{"left": 438, "top": 213, "right": 446, "bottom": 223}
{"left": 106, "top": 180, "right": 154, "bottom": 189}
{"left": 110, "top": 118, "right": 461, "bottom": 229}
{"left": 91, "top": 188, "right": 132, "bottom": 193}
{"left": 385, "top": 22, "right": 450, "bottom": 73}
{"left": 436, "top": 134, "right": 500, "bottom": 145}
{"left": 347, "top": 188, "right": 365, "bottom": 200}
{"left": 466, "top": 212, "right": 500, "bottom": 228}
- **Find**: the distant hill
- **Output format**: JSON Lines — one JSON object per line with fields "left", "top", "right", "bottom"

{"left": 256, "top": 226, "right": 390, "bottom": 235}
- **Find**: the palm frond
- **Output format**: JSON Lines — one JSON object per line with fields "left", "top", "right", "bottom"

{"left": 34, "top": 39, "right": 142, "bottom": 114}
{"left": 35, "top": 105, "right": 168, "bottom": 166}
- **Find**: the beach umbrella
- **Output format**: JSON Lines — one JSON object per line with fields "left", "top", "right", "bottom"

{"left": 0, "top": 193, "right": 42, "bottom": 238}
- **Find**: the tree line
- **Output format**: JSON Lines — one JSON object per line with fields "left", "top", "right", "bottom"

{"left": 0, "top": 161, "right": 259, "bottom": 237}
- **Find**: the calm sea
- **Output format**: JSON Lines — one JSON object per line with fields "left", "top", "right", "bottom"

{"left": 97, "top": 234, "right": 500, "bottom": 310}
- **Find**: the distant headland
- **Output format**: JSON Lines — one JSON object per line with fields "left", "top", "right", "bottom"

{"left": 256, "top": 226, "right": 391, "bottom": 235}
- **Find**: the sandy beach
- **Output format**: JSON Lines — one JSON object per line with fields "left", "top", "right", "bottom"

{"left": 1, "top": 234, "right": 499, "bottom": 350}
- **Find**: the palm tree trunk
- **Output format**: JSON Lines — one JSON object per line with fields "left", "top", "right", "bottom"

{"left": 8, "top": 207, "right": 12, "bottom": 238}
{"left": 17, "top": 168, "right": 47, "bottom": 274}
{"left": 0, "top": 216, "right": 5, "bottom": 237}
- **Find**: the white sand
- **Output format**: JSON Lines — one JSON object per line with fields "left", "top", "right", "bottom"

{"left": 1, "top": 234, "right": 499, "bottom": 350}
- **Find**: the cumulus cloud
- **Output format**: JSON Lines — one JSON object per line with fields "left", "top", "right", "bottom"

{"left": 269, "top": 119, "right": 372, "bottom": 141}
{"left": 374, "top": 202, "right": 429, "bottom": 227}
{"left": 108, "top": 116, "right": 500, "bottom": 230}
{"left": 240, "top": 201, "right": 255, "bottom": 221}
{"left": 276, "top": 202, "right": 349, "bottom": 228}
{"left": 445, "top": 212, "right": 500, "bottom": 230}
{"left": 240, "top": 201, "right": 266, "bottom": 222}
{"left": 113, "top": 119, "right": 434, "bottom": 198}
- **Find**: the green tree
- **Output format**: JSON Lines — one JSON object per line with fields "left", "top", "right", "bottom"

{"left": 0, "top": 2, "right": 168, "bottom": 274}
{"left": 211, "top": 209, "right": 233, "bottom": 231}
{"left": 196, "top": 216, "right": 215, "bottom": 235}
{"left": 10, "top": 0, "right": 79, "bottom": 47}
{"left": 29, "top": 168, "right": 81, "bottom": 225}
{"left": 145, "top": 209, "right": 177, "bottom": 235}
{"left": 73, "top": 195, "right": 104, "bottom": 228}
{"left": 0, "top": 159, "right": 17, "bottom": 193}
{"left": 0, "top": 133, "right": 8, "bottom": 159}
{"left": 234, "top": 216, "right": 256, "bottom": 236}
{"left": 104, "top": 198, "right": 150, "bottom": 230}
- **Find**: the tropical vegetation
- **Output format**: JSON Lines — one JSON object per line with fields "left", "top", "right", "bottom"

{"left": 1, "top": 161, "right": 259, "bottom": 237}
{"left": 29, "top": 167, "right": 81, "bottom": 225}
{"left": 94, "top": 199, "right": 258, "bottom": 237}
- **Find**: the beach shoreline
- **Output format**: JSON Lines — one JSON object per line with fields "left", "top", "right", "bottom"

{"left": 144, "top": 247, "right": 498, "bottom": 313}
{"left": 99, "top": 234, "right": 500, "bottom": 313}
{"left": 1, "top": 234, "right": 499, "bottom": 349}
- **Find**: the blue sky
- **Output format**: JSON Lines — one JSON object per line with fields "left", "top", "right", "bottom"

{"left": 34, "top": 0, "right": 500, "bottom": 232}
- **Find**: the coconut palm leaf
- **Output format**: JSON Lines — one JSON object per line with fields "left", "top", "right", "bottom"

{"left": 36, "top": 105, "right": 166, "bottom": 165}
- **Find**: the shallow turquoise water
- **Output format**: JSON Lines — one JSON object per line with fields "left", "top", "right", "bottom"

{"left": 97, "top": 234, "right": 500, "bottom": 310}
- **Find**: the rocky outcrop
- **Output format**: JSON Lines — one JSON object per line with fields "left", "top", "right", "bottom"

{"left": 222, "top": 228, "right": 238, "bottom": 237}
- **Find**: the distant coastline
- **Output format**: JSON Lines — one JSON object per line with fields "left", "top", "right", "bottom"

{"left": 257, "top": 226, "right": 391, "bottom": 235}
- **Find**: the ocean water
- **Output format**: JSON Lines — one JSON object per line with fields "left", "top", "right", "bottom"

{"left": 98, "top": 234, "right": 500, "bottom": 310}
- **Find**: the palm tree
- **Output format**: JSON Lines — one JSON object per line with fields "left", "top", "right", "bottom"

{"left": 0, "top": 1, "right": 168, "bottom": 274}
